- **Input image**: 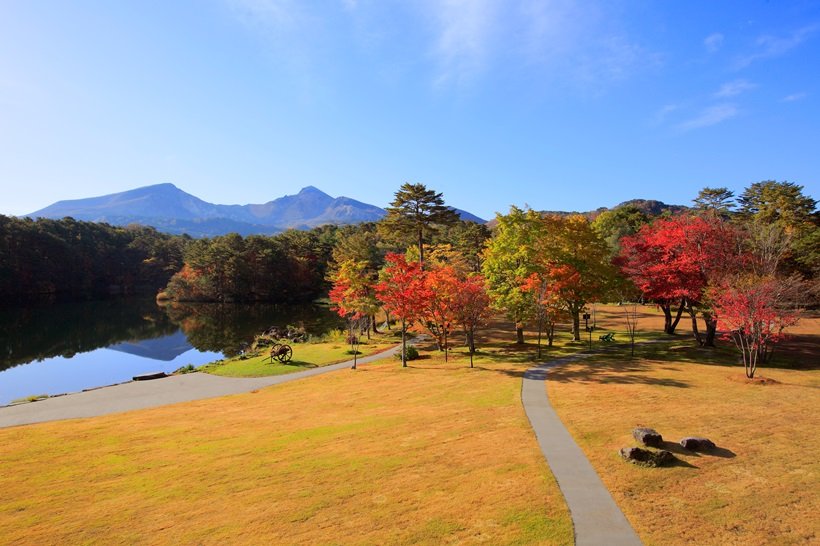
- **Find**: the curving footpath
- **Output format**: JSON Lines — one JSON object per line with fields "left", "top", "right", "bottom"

{"left": 522, "top": 353, "right": 642, "bottom": 546}
{"left": 0, "top": 344, "right": 403, "bottom": 429}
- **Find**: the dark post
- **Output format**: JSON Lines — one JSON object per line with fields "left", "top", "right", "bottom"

{"left": 583, "top": 312, "right": 592, "bottom": 350}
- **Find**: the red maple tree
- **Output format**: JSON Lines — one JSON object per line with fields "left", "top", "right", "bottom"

{"left": 375, "top": 253, "right": 431, "bottom": 367}
{"left": 712, "top": 276, "right": 801, "bottom": 378}
{"left": 448, "top": 273, "right": 492, "bottom": 367}
{"left": 618, "top": 214, "right": 740, "bottom": 344}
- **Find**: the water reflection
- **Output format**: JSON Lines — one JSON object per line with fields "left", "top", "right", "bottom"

{"left": 0, "top": 298, "right": 343, "bottom": 405}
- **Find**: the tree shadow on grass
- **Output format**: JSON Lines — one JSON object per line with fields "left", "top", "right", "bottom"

{"left": 543, "top": 357, "right": 692, "bottom": 388}
{"left": 283, "top": 360, "right": 318, "bottom": 369}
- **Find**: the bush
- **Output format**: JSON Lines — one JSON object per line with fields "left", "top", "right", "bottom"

{"left": 395, "top": 345, "right": 419, "bottom": 361}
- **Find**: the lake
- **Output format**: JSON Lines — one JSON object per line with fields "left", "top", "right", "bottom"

{"left": 0, "top": 298, "right": 344, "bottom": 406}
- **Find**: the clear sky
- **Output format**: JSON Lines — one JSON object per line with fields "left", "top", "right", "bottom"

{"left": 1, "top": 1, "right": 818, "bottom": 220}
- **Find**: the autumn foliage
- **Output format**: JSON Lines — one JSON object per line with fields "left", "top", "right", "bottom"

{"left": 712, "top": 276, "right": 801, "bottom": 378}
{"left": 375, "top": 253, "right": 431, "bottom": 366}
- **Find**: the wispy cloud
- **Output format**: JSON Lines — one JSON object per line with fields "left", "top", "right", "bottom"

{"left": 714, "top": 79, "right": 756, "bottom": 98}
{"left": 782, "top": 92, "right": 808, "bottom": 102}
{"left": 224, "top": 0, "right": 657, "bottom": 92}
{"left": 426, "top": 0, "right": 656, "bottom": 90}
{"left": 429, "top": 0, "right": 499, "bottom": 86}
{"left": 704, "top": 32, "right": 724, "bottom": 53}
{"left": 677, "top": 104, "right": 739, "bottom": 131}
{"left": 651, "top": 103, "right": 681, "bottom": 126}
{"left": 736, "top": 24, "right": 819, "bottom": 68}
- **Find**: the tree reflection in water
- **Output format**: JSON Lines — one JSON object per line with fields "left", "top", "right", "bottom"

{"left": 0, "top": 299, "right": 344, "bottom": 371}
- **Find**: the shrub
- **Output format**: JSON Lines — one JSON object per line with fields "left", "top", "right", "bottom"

{"left": 395, "top": 345, "right": 420, "bottom": 361}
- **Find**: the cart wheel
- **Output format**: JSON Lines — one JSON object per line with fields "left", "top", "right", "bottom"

{"left": 269, "top": 344, "right": 281, "bottom": 363}
{"left": 277, "top": 345, "right": 293, "bottom": 363}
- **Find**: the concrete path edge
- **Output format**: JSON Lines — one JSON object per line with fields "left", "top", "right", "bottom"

{"left": 0, "top": 341, "right": 409, "bottom": 429}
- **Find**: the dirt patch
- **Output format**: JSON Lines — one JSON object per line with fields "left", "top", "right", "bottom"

{"left": 726, "top": 375, "right": 781, "bottom": 385}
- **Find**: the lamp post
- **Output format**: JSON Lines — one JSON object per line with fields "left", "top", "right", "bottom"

{"left": 583, "top": 312, "right": 592, "bottom": 350}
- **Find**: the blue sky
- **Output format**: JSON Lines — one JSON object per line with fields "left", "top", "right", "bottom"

{"left": 1, "top": 1, "right": 818, "bottom": 220}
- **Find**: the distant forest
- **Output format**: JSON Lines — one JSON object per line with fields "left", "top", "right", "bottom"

{"left": 0, "top": 213, "right": 489, "bottom": 305}
{"left": 1, "top": 180, "right": 816, "bottom": 307}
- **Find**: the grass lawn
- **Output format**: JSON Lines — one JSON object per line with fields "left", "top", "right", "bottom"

{"left": 546, "top": 310, "right": 820, "bottom": 545}
{"left": 201, "top": 335, "right": 399, "bottom": 377}
{"left": 0, "top": 339, "right": 574, "bottom": 545}
{"left": 0, "top": 304, "right": 816, "bottom": 545}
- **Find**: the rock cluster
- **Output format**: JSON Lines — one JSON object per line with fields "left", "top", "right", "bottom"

{"left": 620, "top": 446, "right": 675, "bottom": 467}
{"left": 621, "top": 428, "right": 720, "bottom": 468}
{"left": 680, "top": 437, "right": 716, "bottom": 452}
{"left": 632, "top": 427, "right": 663, "bottom": 447}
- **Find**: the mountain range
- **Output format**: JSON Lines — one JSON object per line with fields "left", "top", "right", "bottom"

{"left": 27, "top": 183, "right": 486, "bottom": 237}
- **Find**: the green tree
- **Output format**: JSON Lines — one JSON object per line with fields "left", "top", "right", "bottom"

{"left": 738, "top": 180, "right": 818, "bottom": 276}
{"left": 378, "top": 183, "right": 460, "bottom": 266}
{"left": 591, "top": 205, "right": 649, "bottom": 257}
{"left": 738, "top": 181, "right": 816, "bottom": 230}
{"left": 482, "top": 207, "right": 545, "bottom": 344}
{"left": 434, "top": 220, "right": 491, "bottom": 272}
{"left": 693, "top": 187, "right": 736, "bottom": 217}
{"left": 538, "top": 215, "right": 620, "bottom": 341}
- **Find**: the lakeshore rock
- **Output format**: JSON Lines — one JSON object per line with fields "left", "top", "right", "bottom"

{"left": 680, "top": 437, "right": 716, "bottom": 451}
{"left": 632, "top": 427, "right": 663, "bottom": 447}
{"left": 620, "top": 446, "right": 675, "bottom": 467}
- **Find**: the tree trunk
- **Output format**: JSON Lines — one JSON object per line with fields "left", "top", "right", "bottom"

{"left": 468, "top": 329, "right": 475, "bottom": 368}
{"left": 689, "top": 305, "right": 704, "bottom": 346}
{"left": 371, "top": 314, "right": 380, "bottom": 334}
{"left": 536, "top": 313, "right": 543, "bottom": 359}
{"left": 444, "top": 327, "right": 448, "bottom": 362}
{"left": 401, "top": 318, "right": 407, "bottom": 367}
{"left": 384, "top": 308, "right": 392, "bottom": 330}
{"left": 572, "top": 311, "right": 581, "bottom": 341}
{"left": 703, "top": 312, "right": 717, "bottom": 347}
{"left": 418, "top": 229, "right": 424, "bottom": 267}
{"left": 662, "top": 300, "right": 686, "bottom": 334}
{"left": 516, "top": 323, "right": 525, "bottom": 344}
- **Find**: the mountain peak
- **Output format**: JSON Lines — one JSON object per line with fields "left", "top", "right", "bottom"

{"left": 298, "top": 185, "right": 329, "bottom": 197}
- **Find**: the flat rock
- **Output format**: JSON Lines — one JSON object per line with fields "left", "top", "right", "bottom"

{"left": 132, "top": 371, "right": 168, "bottom": 381}
{"left": 620, "top": 446, "right": 675, "bottom": 467}
{"left": 632, "top": 427, "right": 663, "bottom": 447}
{"left": 680, "top": 437, "right": 716, "bottom": 451}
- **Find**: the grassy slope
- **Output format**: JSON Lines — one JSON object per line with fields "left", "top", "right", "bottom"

{"left": 202, "top": 336, "right": 398, "bottom": 377}
{"left": 0, "top": 347, "right": 573, "bottom": 545}
{"left": 546, "top": 310, "right": 820, "bottom": 545}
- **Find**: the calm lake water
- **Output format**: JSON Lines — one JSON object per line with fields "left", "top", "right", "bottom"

{"left": 0, "top": 298, "right": 343, "bottom": 406}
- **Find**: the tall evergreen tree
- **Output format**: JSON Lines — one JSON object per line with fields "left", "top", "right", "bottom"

{"left": 693, "top": 187, "right": 736, "bottom": 217}
{"left": 378, "top": 183, "right": 459, "bottom": 266}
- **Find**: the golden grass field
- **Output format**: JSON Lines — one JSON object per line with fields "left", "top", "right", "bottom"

{"left": 0, "top": 344, "right": 573, "bottom": 544}
{"left": 0, "top": 304, "right": 816, "bottom": 545}
{"left": 547, "top": 306, "right": 820, "bottom": 545}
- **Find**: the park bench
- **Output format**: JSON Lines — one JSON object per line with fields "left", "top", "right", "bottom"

{"left": 599, "top": 332, "right": 615, "bottom": 342}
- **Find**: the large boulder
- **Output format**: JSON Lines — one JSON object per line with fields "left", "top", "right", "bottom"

{"left": 620, "top": 447, "right": 675, "bottom": 467}
{"left": 680, "top": 437, "right": 716, "bottom": 452}
{"left": 632, "top": 427, "right": 663, "bottom": 447}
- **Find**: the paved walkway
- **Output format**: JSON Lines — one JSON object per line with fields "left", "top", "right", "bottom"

{"left": 0, "top": 344, "right": 403, "bottom": 429}
{"left": 522, "top": 353, "right": 642, "bottom": 546}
